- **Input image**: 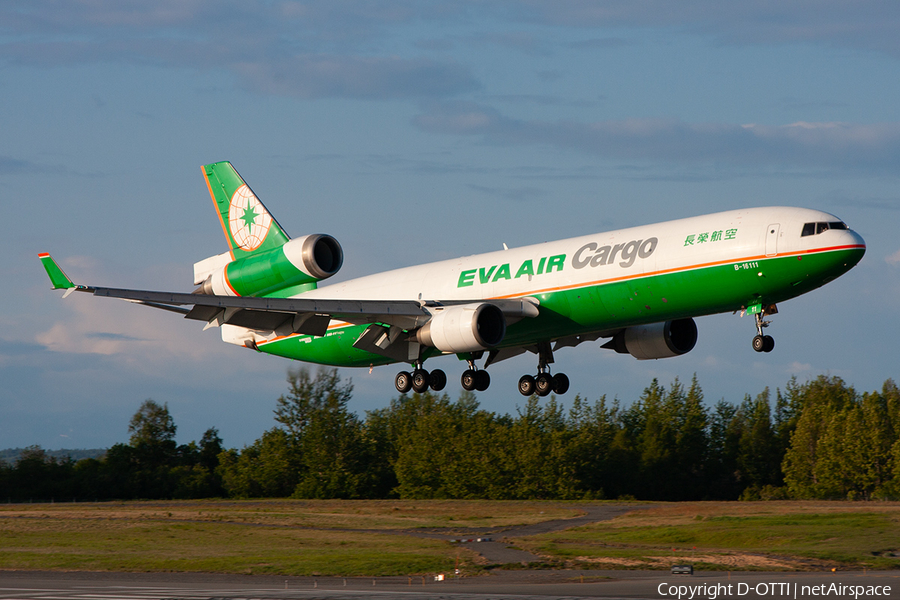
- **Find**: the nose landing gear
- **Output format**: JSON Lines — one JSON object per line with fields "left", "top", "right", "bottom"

{"left": 751, "top": 308, "right": 776, "bottom": 353}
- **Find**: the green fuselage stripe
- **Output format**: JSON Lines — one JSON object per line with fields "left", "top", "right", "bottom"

{"left": 256, "top": 246, "right": 864, "bottom": 368}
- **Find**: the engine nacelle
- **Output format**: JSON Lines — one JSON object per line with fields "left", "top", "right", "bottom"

{"left": 195, "top": 233, "right": 343, "bottom": 297}
{"left": 416, "top": 303, "right": 506, "bottom": 353}
{"left": 603, "top": 318, "right": 698, "bottom": 360}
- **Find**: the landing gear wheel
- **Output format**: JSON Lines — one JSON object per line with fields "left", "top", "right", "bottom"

{"left": 752, "top": 335, "right": 766, "bottom": 353}
{"left": 429, "top": 369, "right": 447, "bottom": 391}
{"left": 518, "top": 374, "right": 536, "bottom": 396}
{"left": 395, "top": 371, "right": 412, "bottom": 394}
{"left": 474, "top": 370, "right": 491, "bottom": 392}
{"left": 535, "top": 373, "right": 554, "bottom": 397}
{"left": 552, "top": 373, "right": 570, "bottom": 395}
{"left": 412, "top": 369, "right": 430, "bottom": 393}
{"left": 461, "top": 369, "right": 477, "bottom": 391}
{"left": 752, "top": 310, "right": 776, "bottom": 353}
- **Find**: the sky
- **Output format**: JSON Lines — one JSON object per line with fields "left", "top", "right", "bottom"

{"left": 3, "top": 1, "right": 900, "bottom": 451}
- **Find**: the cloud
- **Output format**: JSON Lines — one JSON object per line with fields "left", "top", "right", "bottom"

{"left": 0, "top": 156, "right": 57, "bottom": 175}
{"left": 233, "top": 55, "right": 479, "bottom": 100}
{"left": 6, "top": 2, "right": 900, "bottom": 60}
{"left": 0, "top": 2, "right": 480, "bottom": 100}
{"left": 413, "top": 102, "right": 900, "bottom": 171}
{"left": 786, "top": 361, "right": 814, "bottom": 374}
{"left": 34, "top": 295, "right": 231, "bottom": 365}
{"left": 887, "top": 249, "right": 900, "bottom": 266}
{"left": 0, "top": 339, "right": 51, "bottom": 367}
{"left": 6, "top": 1, "right": 900, "bottom": 105}
{"left": 507, "top": 1, "right": 900, "bottom": 58}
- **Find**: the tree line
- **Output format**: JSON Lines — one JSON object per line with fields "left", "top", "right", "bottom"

{"left": 3, "top": 369, "right": 899, "bottom": 502}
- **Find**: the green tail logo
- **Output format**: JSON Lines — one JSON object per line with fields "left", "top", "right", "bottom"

{"left": 202, "top": 162, "right": 290, "bottom": 258}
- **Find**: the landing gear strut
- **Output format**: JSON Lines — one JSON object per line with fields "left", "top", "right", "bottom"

{"left": 518, "top": 342, "right": 569, "bottom": 396}
{"left": 395, "top": 362, "right": 447, "bottom": 394}
{"left": 751, "top": 310, "right": 775, "bottom": 353}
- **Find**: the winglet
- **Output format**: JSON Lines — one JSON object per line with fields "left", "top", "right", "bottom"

{"left": 38, "top": 253, "right": 77, "bottom": 294}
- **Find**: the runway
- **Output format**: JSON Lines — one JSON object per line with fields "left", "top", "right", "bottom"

{"left": 1, "top": 570, "right": 898, "bottom": 600}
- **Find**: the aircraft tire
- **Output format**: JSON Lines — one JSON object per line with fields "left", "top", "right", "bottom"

{"left": 474, "top": 370, "right": 490, "bottom": 392}
{"left": 518, "top": 374, "right": 535, "bottom": 396}
{"left": 752, "top": 335, "right": 766, "bottom": 352}
{"left": 461, "top": 369, "right": 477, "bottom": 391}
{"left": 552, "top": 373, "right": 570, "bottom": 394}
{"left": 536, "top": 373, "right": 553, "bottom": 396}
{"left": 763, "top": 335, "right": 775, "bottom": 353}
{"left": 412, "top": 369, "right": 430, "bottom": 393}
{"left": 429, "top": 369, "right": 447, "bottom": 391}
{"left": 395, "top": 371, "right": 412, "bottom": 394}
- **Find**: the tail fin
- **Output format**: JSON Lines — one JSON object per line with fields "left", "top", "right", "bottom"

{"left": 202, "top": 162, "right": 290, "bottom": 259}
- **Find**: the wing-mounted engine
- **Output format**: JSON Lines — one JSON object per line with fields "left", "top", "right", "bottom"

{"left": 602, "top": 318, "right": 698, "bottom": 360}
{"left": 416, "top": 303, "right": 506, "bottom": 353}
{"left": 194, "top": 233, "right": 343, "bottom": 297}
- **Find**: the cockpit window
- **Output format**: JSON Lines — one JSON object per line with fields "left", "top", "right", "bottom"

{"left": 802, "top": 221, "right": 848, "bottom": 237}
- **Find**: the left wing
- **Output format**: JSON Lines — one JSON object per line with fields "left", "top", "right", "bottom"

{"left": 39, "top": 254, "right": 539, "bottom": 340}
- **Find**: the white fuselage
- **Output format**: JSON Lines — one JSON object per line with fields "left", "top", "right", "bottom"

{"left": 302, "top": 207, "right": 864, "bottom": 304}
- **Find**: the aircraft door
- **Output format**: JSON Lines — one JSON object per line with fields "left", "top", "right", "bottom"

{"left": 765, "top": 223, "right": 780, "bottom": 257}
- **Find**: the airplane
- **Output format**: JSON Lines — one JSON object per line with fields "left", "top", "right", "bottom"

{"left": 40, "top": 161, "right": 866, "bottom": 397}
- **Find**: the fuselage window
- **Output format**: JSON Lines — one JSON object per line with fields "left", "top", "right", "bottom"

{"left": 801, "top": 222, "right": 816, "bottom": 237}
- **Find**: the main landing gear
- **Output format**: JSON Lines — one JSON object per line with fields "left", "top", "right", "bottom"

{"left": 395, "top": 365, "right": 447, "bottom": 394}
{"left": 394, "top": 355, "right": 489, "bottom": 394}
{"left": 517, "top": 341, "right": 569, "bottom": 397}
{"left": 751, "top": 310, "right": 775, "bottom": 353}
{"left": 460, "top": 356, "right": 491, "bottom": 392}
{"left": 394, "top": 343, "right": 573, "bottom": 396}
{"left": 518, "top": 372, "right": 569, "bottom": 397}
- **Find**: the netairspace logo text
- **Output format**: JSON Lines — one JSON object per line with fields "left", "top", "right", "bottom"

{"left": 658, "top": 581, "right": 892, "bottom": 599}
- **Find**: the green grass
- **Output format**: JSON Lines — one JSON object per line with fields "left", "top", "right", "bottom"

{"left": 0, "top": 498, "right": 585, "bottom": 575}
{"left": 4, "top": 500, "right": 900, "bottom": 574}
{"left": 0, "top": 499, "right": 578, "bottom": 530}
{"left": 520, "top": 510, "right": 900, "bottom": 571}
{"left": 0, "top": 519, "right": 456, "bottom": 575}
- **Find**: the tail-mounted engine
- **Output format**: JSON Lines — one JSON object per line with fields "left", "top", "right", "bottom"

{"left": 416, "top": 303, "right": 506, "bottom": 353}
{"left": 194, "top": 234, "right": 343, "bottom": 297}
{"left": 602, "top": 318, "right": 698, "bottom": 360}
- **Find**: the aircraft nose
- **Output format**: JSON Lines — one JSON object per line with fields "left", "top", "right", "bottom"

{"left": 839, "top": 228, "right": 866, "bottom": 268}
{"left": 845, "top": 228, "right": 866, "bottom": 253}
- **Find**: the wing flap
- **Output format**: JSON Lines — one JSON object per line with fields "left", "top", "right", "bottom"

{"left": 352, "top": 324, "right": 417, "bottom": 362}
